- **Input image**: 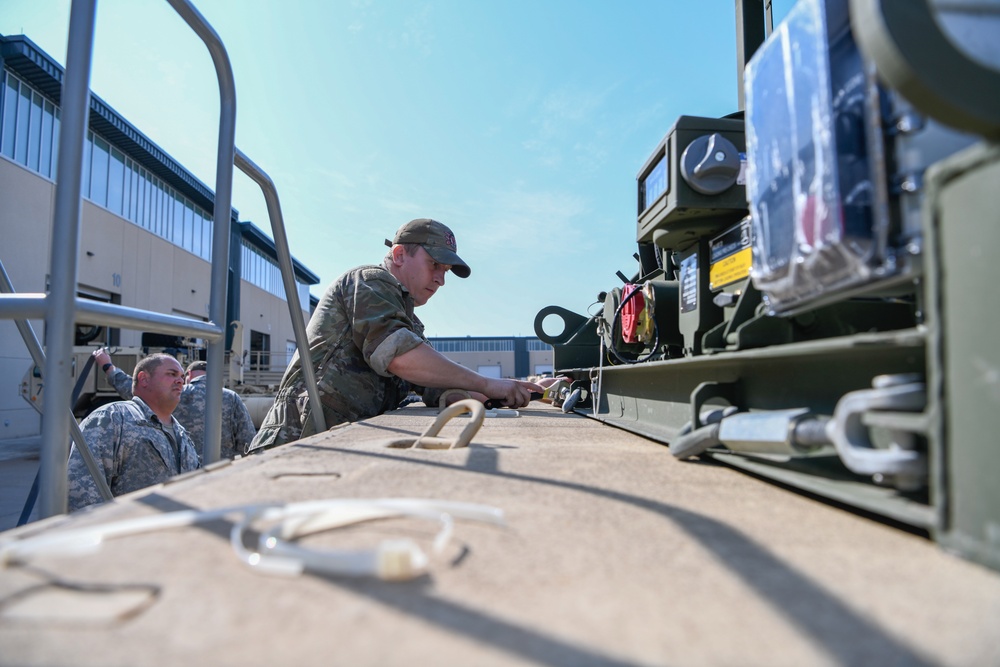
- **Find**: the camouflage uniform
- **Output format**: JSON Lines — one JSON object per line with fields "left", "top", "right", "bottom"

{"left": 67, "top": 396, "right": 200, "bottom": 511}
{"left": 250, "top": 263, "right": 436, "bottom": 451}
{"left": 107, "top": 367, "right": 134, "bottom": 399}
{"left": 173, "top": 375, "right": 257, "bottom": 460}
{"left": 106, "top": 368, "right": 255, "bottom": 459}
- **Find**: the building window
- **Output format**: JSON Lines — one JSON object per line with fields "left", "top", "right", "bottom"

{"left": 1, "top": 72, "right": 17, "bottom": 157}
{"left": 14, "top": 79, "right": 29, "bottom": 164}
{"left": 90, "top": 134, "right": 109, "bottom": 207}
{"left": 27, "top": 89, "right": 42, "bottom": 172}
{"left": 2, "top": 72, "right": 62, "bottom": 179}
{"left": 0, "top": 71, "right": 216, "bottom": 260}
{"left": 526, "top": 338, "right": 551, "bottom": 351}
{"left": 240, "top": 238, "right": 308, "bottom": 304}
{"left": 428, "top": 337, "right": 549, "bottom": 353}
{"left": 39, "top": 99, "right": 54, "bottom": 177}
{"left": 429, "top": 338, "right": 516, "bottom": 353}
{"left": 201, "top": 212, "right": 212, "bottom": 260}
{"left": 108, "top": 147, "right": 125, "bottom": 216}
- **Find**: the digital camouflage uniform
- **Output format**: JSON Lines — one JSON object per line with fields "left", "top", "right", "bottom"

{"left": 249, "top": 263, "right": 438, "bottom": 451}
{"left": 173, "top": 375, "right": 257, "bottom": 460}
{"left": 107, "top": 366, "right": 134, "bottom": 400}
{"left": 106, "top": 368, "right": 256, "bottom": 459}
{"left": 67, "top": 396, "right": 200, "bottom": 511}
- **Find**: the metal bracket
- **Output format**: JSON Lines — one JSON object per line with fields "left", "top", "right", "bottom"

{"left": 690, "top": 381, "right": 741, "bottom": 431}
{"left": 826, "top": 375, "right": 927, "bottom": 482}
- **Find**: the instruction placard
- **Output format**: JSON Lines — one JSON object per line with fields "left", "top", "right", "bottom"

{"left": 709, "top": 218, "right": 752, "bottom": 290}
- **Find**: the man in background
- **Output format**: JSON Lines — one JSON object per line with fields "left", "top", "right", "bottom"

{"left": 94, "top": 350, "right": 256, "bottom": 459}
{"left": 68, "top": 353, "right": 199, "bottom": 511}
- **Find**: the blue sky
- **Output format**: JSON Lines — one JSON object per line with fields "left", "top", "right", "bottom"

{"left": 4, "top": 0, "right": 797, "bottom": 337}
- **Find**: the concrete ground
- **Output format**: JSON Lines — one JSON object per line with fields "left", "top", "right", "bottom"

{"left": 1, "top": 405, "right": 998, "bottom": 666}
{"left": 0, "top": 437, "right": 39, "bottom": 530}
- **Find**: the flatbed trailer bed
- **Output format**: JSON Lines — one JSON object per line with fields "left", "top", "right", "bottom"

{"left": 1, "top": 404, "right": 998, "bottom": 666}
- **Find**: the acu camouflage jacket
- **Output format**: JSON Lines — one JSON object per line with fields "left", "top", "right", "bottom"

{"left": 108, "top": 367, "right": 257, "bottom": 460}
{"left": 67, "top": 396, "right": 200, "bottom": 511}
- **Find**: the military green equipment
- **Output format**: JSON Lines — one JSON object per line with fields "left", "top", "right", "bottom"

{"left": 636, "top": 115, "right": 748, "bottom": 250}
{"left": 535, "top": 0, "right": 1000, "bottom": 572}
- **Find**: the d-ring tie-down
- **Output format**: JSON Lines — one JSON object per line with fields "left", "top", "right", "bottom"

{"left": 412, "top": 399, "right": 485, "bottom": 449}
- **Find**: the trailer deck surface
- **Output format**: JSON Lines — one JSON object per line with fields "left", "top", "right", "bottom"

{"left": 1, "top": 404, "right": 998, "bottom": 666}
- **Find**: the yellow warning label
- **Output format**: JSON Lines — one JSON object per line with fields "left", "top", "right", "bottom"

{"left": 710, "top": 247, "right": 752, "bottom": 290}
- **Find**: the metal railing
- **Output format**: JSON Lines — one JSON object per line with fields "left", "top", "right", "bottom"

{"left": 234, "top": 149, "right": 325, "bottom": 435}
{"left": 0, "top": 0, "right": 326, "bottom": 519}
{"left": 0, "top": 0, "right": 233, "bottom": 518}
{"left": 1, "top": 261, "right": 114, "bottom": 515}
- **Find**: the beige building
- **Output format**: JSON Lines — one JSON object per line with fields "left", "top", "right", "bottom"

{"left": 0, "top": 34, "right": 318, "bottom": 443}
{"left": 428, "top": 337, "right": 553, "bottom": 379}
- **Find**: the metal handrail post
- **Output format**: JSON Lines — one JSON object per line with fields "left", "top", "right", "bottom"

{"left": 235, "top": 149, "right": 326, "bottom": 434}
{"left": 1, "top": 262, "right": 113, "bottom": 503}
{"left": 38, "top": 0, "right": 98, "bottom": 518}
{"left": 0, "top": 295, "right": 47, "bottom": 320}
{"left": 0, "top": 295, "right": 224, "bottom": 340}
{"left": 76, "top": 300, "right": 225, "bottom": 339}
{"left": 166, "top": 0, "right": 237, "bottom": 464}
{"left": 0, "top": 294, "right": 226, "bottom": 340}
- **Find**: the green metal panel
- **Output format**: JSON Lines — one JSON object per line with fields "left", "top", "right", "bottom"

{"left": 925, "top": 142, "right": 1000, "bottom": 570}
{"left": 562, "top": 328, "right": 930, "bottom": 525}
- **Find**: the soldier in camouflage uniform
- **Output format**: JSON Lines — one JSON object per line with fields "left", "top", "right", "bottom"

{"left": 93, "top": 352, "right": 256, "bottom": 460}
{"left": 174, "top": 361, "right": 256, "bottom": 459}
{"left": 68, "top": 353, "right": 199, "bottom": 511}
{"left": 248, "top": 218, "right": 545, "bottom": 452}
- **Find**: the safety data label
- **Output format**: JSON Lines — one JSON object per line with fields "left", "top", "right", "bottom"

{"left": 709, "top": 218, "right": 752, "bottom": 290}
{"left": 680, "top": 253, "right": 699, "bottom": 314}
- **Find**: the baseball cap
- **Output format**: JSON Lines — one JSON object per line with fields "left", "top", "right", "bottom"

{"left": 385, "top": 218, "right": 471, "bottom": 278}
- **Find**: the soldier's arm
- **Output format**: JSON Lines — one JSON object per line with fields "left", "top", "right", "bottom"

{"left": 92, "top": 348, "right": 133, "bottom": 399}
{"left": 388, "top": 343, "right": 542, "bottom": 408}
{"left": 107, "top": 368, "right": 134, "bottom": 399}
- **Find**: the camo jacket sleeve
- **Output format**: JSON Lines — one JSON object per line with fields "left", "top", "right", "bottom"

{"left": 108, "top": 367, "right": 134, "bottom": 400}
{"left": 347, "top": 267, "right": 426, "bottom": 377}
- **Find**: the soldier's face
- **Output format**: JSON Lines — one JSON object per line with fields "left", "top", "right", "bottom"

{"left": 395, "top": 246, "right": 451, "bottom": 306}
{"left": 138, "top": 358, "right": 185, "bottom": 411}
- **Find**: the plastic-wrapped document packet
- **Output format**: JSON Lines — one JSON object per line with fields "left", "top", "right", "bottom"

{"left": 745, "top": 0, "right": 875, "bottom": 314}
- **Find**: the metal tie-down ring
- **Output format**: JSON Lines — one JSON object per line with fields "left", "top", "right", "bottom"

{"left": 388, "top": 399, "right": 486, "bottom": 450}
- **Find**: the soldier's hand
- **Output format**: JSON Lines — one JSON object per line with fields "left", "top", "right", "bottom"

{"left": 485, "top": 378, "right": 546, "bottom": 409}
{"left": 92, "top": 348, "right": 113, "bottom": 370}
